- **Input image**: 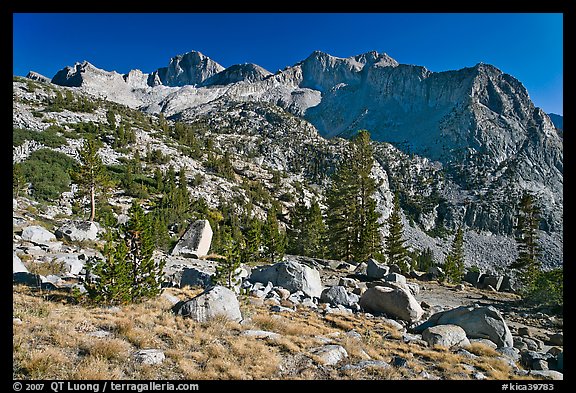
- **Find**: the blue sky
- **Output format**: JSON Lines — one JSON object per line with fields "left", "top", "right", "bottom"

{"left": 13, "top": 13, "right": 563, "bottom": 115}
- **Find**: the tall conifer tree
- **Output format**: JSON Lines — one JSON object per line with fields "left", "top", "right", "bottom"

{"left": 385, "top": 192, "right": 409, "bottom": 272}
{"left": 443, "top": 227, "right": 465, "bottom": 283}
{"left": 72, "top": 137, "right": 109, "bottom": 222}
{"left": 510, "top": 192, "right": 542, "bottom": 292}
{"left": 325, "top": 130, "right": 382, "bottom": 262}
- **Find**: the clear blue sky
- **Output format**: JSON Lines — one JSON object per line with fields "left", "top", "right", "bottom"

{"left": 13, "top": 13, "right": 563, "bottom": 115}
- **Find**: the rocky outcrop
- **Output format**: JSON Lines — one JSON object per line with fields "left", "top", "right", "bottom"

{"left": 150, "top": 51, "right": 224, "bottom": 87}
{"left": 414, "top": 305, "right": 513, "bottom": 348}
{"left": 308, "top": 344, "right": 348, "bottom": 366}
{"left": 320, "top": 285, "right": 359, "bottom": 308}
{"left": 200, "top": 63, "right": 271, "bottom": 87}
{"left": 359, "top": 285, "right": 424, "bottom": 323}
{"left": 173, "top": 285, "right": 242, "bottom": 323}
{"left": 171, "top": 220, "right": 213, "bottom": 258}
{"left": 248, "top": 260, "right": 323, "bottom": 298}
{"left": 26, "top": 71, "right": 51, "bottom": 83}
{"left": 55, "top": 220, "right": 99, "bottom": 242}
{"left": 422, "top": 324, "right": 471, "bottom": 348}
{"left": 366, "top": 258, "right": 389, "bottom": 279}
{"left": 21, "top": 226, "right": 56, "bottom": 245}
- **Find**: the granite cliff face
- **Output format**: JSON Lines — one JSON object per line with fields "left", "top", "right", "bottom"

{"left": 148, "top": 50, "right": 225, "bottom": 87}
{"left": 41, "top": 49, "right": 563, "bottom": 269}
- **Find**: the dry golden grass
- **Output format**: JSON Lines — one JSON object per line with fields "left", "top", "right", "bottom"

{"left": 467, "top": 341, "right": 501, "bottom": 357}
{"left": 13, "top": 285, "right": 528, "bottom": 380}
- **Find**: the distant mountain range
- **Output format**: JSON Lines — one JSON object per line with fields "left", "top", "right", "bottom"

{"left": 547, "top": 113, "right": 563, "bottom": 131}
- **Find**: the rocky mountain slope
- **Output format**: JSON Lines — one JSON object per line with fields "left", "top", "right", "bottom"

{"left": 17, "top": 48, "right": 563, "bottom": 271}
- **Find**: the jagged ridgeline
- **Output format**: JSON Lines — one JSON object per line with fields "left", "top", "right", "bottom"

{"left": 14, "top": 48, "right": 562, "bottom": 271}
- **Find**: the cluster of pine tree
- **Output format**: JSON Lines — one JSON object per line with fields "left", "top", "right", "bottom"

{"left": 47, "top": 90, "right": 97, "bottom": 113}
{"left": 509, "top": 192, "right": 563, "bottom": 308}
{"left": 84, "top": 202, "right": 165, "bottom": 305}
{"left": 324, "top": 130, "right": 383, "bottom": 262}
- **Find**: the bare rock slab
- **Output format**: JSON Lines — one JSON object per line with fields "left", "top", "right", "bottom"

{"left": 55, "top": 220, "right": 99, "bottom": 242}
{"left": 249, "top": 260, "right": 322, "bottom": 298}
{"left": 309, "top": 345, "right": 348, "bottom": 366}
{"left": 359, "top": 285, "right": 424, "bottom": 323}
{"left": 174, "top": 285, "right": 241, "bottom": 323}
{"left": 422, "top": 324, "right": 471, "bottom": 348}
{"left": 415, "top": 305, "right": 513, "bottom": 348}
{"left": 13, "top": 252, "right": 28, "bottom": 273}
{"left": 21, "top": 225, "right": 56, "bottom": 245}
{"left": 171, "top": 219, "right": 213, "bottom": 258}
{"left": 133, "top": 349, "right": 165, "bottom": 365}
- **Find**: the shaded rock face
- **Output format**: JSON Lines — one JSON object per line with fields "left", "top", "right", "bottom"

{"left": 366, "top": 258, "right": 389, "bottom": 279}
{"left": 171, "top": 220, "right": 213, "bottom": 258}
{"left": 200, "top": 63, "right": 272, "bottom": 87}
{"left": 151, "top": 51, "right": 225, "bottom": 87}
{"left": 415, "top": 305, "right": 513, "bottom": 348}
{"left": 248, "top": 260, "right": 322, "bottom": 298}
{"left": 51, "top": 62, "right": 86, "bottom": 87}
{"left": 26, "top": 71, "right": 51, "bottom": 83}
{"left": 173, "top": 285, "right": 241, "bottom": 323}
{"left": 359, "top": 285, "right": 424, "bottom": 323}
{"left": 320, "top": 285, "right": 359, "bottom": 308}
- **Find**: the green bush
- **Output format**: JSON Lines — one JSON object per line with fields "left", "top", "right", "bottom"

{"left": 525, "top": 268, "right": 563, "bottom": 309}
{"left": 20, "top": 148, "right": 77, "bottom": 201}
{"left": 13, "top": 127, "right": 67, "bottom": 148}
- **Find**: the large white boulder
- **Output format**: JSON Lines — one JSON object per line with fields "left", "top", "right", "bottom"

{"left": 249, "top": 260, "right": 323, "bottom": 298}
{"left": 13, "top": 253, "right": 28, "bottom": 273}
{"left": 359, "top": 285, "right": 424, "bottom": 323}
{"left": 21, "top": 226, "right": 56, "bottom": 245}
{"left": 415, "top": 305, "right": 514, "bottom": 348}
{"left": 174, "top": 285, "right": 242, "bottom": 323}
{"left": 171, "top": 219, "right": 213, "bottom": 258}
{"left": 55, "top": 220, "right": 99, "bottom": 242}
{"left": 422, "top": 324, "right": 471, "bottom": 348}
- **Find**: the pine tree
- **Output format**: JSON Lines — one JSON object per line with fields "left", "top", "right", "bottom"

{"left": 510, "top": 192, "right": 542, "bottom": 293}
{"left": 385, "top": 192, "right": 409, "bottom": 272}
{"left": 262, "top": 205, "right": 286, "bottom": 263}
{"left": 154, "top": 167, "right": 164, "bottom": 192}
{"left": 416, "top": 247, "right": 436, "bottom": 272}
{"left": 242, "top": 217, "right": 262, "bottom": 264}
{"left": 124, "top": 202, "right": 166, "bottom": 302}
{"left": 325, "top": 130, "right": 382, "bottom": 262}
{"left": 13, "top": 163, "right": 26, "bottom": 199}
{"left": 443, "top": 227, "right": 465, "bottom": 284}
{"left": 306, "top": 199, "right": 327, "bottom": 258}
{"left": 84, "top": 229, "right": 131, "bottom": 305}
{"left": 85, "top": 202, "right": 165, "bottom": 305}
{"left": 287, "top": 192, "right": 309, "bottom": 256}
{"left": 288, "top": 196, "right": 327, "bottom": 258}
{"left": 72, "top": 137, "right": 109, "bottom": 222}
{"left": 325, "top": 156, "right": 358, "bottom": 261}
{"left": 213, "top": 228, "right": 243, "bottom": 289}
